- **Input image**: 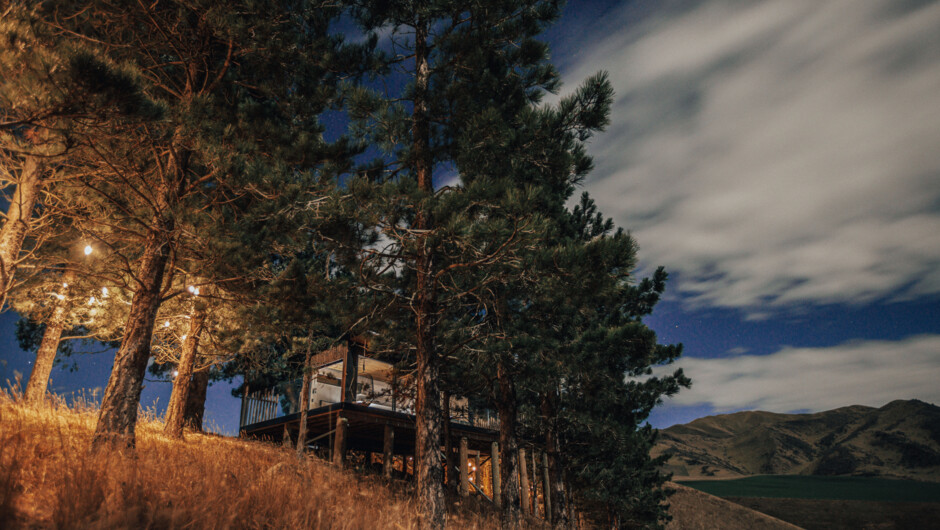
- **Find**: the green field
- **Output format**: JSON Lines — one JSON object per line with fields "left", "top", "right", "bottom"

{"left": 678, "top": 475, "right": 940, "bottom": 503}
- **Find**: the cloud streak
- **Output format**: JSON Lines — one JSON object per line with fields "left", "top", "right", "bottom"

{"left": 561, "top": 0, "right": 940, "bottom": 311}
{"left": 660, "top": 334, "right": 940, "bottom": 412}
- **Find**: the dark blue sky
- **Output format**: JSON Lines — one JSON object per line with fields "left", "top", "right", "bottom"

{"left": 3, "top": 0, "right": 939, "bottom": 434}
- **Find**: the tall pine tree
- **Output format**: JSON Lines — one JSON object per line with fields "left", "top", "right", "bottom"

{"left": 31, "top": 0, "right": 351, "bottom": 448}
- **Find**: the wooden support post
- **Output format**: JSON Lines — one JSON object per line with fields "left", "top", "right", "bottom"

{"left": 532, "top": 449, "right": 539, "bottom": 516}
{"left": 491, "top": 441, "right": 501, "bottom": 508}
{"left": 542, "top": 451, "right": 552, "bottom": 521}
{"left": 383, "top": 424, "right": 395, "bottom": 479}
{"left": 519, "top": 447, "right": 530, "bottom": 515}
{"left": 239, "top": 384, "right": 248, "bottom": 429}
{"left": 281, "top": 424, "right": 292, "bottom": 448}
{"left": 459, "top": 437, "right": 469, "bottom": 498}
{"left": 332, "top": 416, "right": 348, "bottom": 467}
{"left": 473, "top": 451, "right": 480, "bottom": 493}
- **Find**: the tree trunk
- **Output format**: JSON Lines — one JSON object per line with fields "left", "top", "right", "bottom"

{"left": 92, "top": 137, "right": 185, "bottom": 449}
{"left": 0, "top": 155, "right": 44, "bottom": 310}
{"left": 92, "top": 213, "right": 173, "bottom": 448}
{"left": 412, "top": 15, "right": 444, "bottom": 530}
{"left": 164, "top": 301, "right": 207, "bottom": 438}
{"left": 24, "top": 268, "right": 77, "bottom": 403}
{"left": 296, "top": 346, "right": 314, "bottom": 455}
{"left": 497, "top": 360, "right": 522, "bottom": 526}
{"left": 541, "top": 392, "right": 568, "bottom": 528}
{"left": 443, "top": 390, "right": 455, "bottom": 491}
{"left": 183, "top": 369, "right": 209, "bottom": 432}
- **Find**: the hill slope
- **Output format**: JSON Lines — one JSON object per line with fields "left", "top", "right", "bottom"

{"left": 655, "top": 399, "right": 940, "bottom": 481}
{"left": 664, "top": 482, "right": 800, "bottom": 530}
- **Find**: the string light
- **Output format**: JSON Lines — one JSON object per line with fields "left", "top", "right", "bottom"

{"left": 187, "top": 285, "right": 195, "bottom": 293}
{"left": 164, "top": 321, "right": 170, "bottom": 327}
{"left": 87, "top": 296, "right": 96, "bottom": 305}
{"left": 62, "top": 282, "right": 68, "bottom": 288}
{"left": 83, "top": 245, "right": 92, "bottom": 255}
{"left": 172, "top": 370, "right": 179, "bottom": 378}
{"left": 181, "top": 334, "right": 188, "bottom": 341}
{"left": 101, "top": 287, "right": 109, "bottom": 297}
{"left": 56, "top": 294, "right": 65, "bottom": 301}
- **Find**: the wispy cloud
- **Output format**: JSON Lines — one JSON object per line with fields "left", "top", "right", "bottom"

{"left": 561, "top": 0, "right": 940, "bottom": 311}
{"left": 660, "top": 334, "right": 940, "bottom": 412}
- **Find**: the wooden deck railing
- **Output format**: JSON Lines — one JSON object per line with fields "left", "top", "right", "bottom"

{"left": 240, "top": 384, "right": 502, "bottom": 432}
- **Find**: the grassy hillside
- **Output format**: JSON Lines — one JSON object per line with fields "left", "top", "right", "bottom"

{"left": 0, "top": 392, "right": 498, "bottom": 529}
{"left": 654, "top": 400, "right": 940, "bottom": 481}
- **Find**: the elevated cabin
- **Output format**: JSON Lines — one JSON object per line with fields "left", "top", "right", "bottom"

{"left": 239, "top": 339, "right": 506, "bottom": 500}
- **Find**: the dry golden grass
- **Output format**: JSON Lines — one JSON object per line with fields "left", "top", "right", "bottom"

{"left": 0, "top": 391, "right": 500, "bottom": 529}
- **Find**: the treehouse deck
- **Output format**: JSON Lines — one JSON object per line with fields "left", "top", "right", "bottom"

{"left": 239, "top": 400, "right": 499, "bottom": 454}
{"left": 238, "top": 341, "right": 550, "bottom": 514}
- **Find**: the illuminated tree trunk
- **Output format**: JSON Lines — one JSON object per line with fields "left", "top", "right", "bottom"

{"left": 0, "top": 156, "right": 44, "bottom": 310}
{"left": 24, "top": 268, "right": 77, "bottom": 403}
{"left": 164, "top": 301, "right": 207, "bottom": 438}
{"left": 412, "top": 16, "right": 444, "bottom": 530}
{"left": 93, "top": 140, "right": 185, "bottom": 448}
{"left": 296, "top": 347, "right": 314, "bottom": 454}
{"left": 92, "top": 214, "right": 173, "bottom": 448}
{"left": 184, "top": 369, "right": 209, "bottom": 431}
{"left": 497, "top": 360, "right": 522, "bottom": 526}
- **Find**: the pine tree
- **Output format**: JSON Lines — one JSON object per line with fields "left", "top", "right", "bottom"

{"left": 525, "top": 194, "right": 688, "bottom": 527}
{"left": 9, "top": 225, "right": 131, "bottom": 403}
{"left": 0, "top": 3, "right": 158, "bottom": 311}
{"left": 343, "top": 2, "right": 572, "bottom": 525}
{"left": 28, "top": 0, "right": 352, "bottom": 448}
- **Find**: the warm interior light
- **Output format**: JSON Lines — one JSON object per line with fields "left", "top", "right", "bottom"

{"left": 83, "top": 245, "right": 93, "bottom": 255}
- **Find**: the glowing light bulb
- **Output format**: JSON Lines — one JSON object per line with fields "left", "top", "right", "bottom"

{"left": 172, "top": 370, "right": 179, "bottom": 378}
{"left": 192, "top": 287, "right": 200, "bottom": 296}
{"left": 87, "top": 296, "right": 96, "bottom": 305}
{"left": 56, "top": 294, "right": 65, "bottom": 301}
{"left": 101, "top": 287, "right": 108, "bottom": 296}
{"left": 62, "top": 282, "right": 68, "bottom": 288}
{"left": 187, "top": 285, "right": 195, "bottom": 293}
{"left": 164, "top": 321, "right": 170, "bottom": 327}
{"left": 181, "top": 334, "right": 188, "bottom": 341}
{"left": 83, "top": 245, "right": 92, "bottom": 255}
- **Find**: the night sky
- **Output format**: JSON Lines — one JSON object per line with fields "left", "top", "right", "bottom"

{"left": 2, "top": 0, "right": 939, "bottom": 435}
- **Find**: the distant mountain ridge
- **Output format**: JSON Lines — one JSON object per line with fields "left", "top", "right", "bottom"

{"left": 654, "top": 399, "right": 940, "bottom": 481}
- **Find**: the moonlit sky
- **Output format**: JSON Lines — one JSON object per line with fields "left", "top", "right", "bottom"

{"left": 2, "top": 0, "right": 939, "bottom": 434}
